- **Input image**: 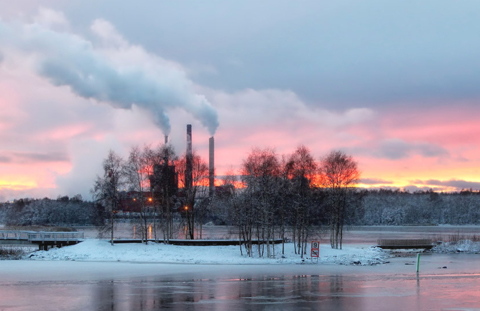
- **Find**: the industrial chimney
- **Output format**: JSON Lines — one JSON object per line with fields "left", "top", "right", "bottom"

{"left": 209, "top": 136, "right": 214, "bottom": 196}
{"left": 186, "top": 124, "right": 193, "bottom": 189}
{"left": 164, "top": 134, "right": 169, "bottom": 164}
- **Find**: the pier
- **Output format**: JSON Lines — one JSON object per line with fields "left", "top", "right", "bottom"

{"left": 0, "top": 230, "right": 84, "bottom": 250}
{"left": 377, "top": 239, "right": 433, "bottom": 250}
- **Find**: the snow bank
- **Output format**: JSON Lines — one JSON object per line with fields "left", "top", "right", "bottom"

{"left": 433, "top": 240, "right": 480, "bottom": 254}
{"left": 27, "top": 239, "right": 390, "bottom": 266}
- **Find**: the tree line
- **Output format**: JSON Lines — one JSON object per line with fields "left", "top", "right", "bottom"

{"left": 3, "top": 188, "right": 480, "bottom": 234}
{"left": 356, "top": 189, "right": 480, "bottom": 226}
{"left": 0, "top": 195, "right": 104, "bottom": 227}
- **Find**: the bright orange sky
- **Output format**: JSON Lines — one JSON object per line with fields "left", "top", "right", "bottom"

{"left": 1, "top": 3, "right": 480, "bottom": 201}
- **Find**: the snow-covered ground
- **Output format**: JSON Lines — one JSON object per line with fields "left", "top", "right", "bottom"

{"left": 432, "top": 240, "right": 480, "bottom": 253}
{"left": 21, "top": 238, "right": 480, "bottom": 266}
{"left": 27, "top": 239, "right": 390, "bottom": 266}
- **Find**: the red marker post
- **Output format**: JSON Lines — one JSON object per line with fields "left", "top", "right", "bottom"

{"left": 311, "top": 241, "right": 320, "bottom": 263}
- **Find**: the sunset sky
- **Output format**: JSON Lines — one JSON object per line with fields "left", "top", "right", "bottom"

{"left": 1, "top": 1, "right": 480, "bottom": 201}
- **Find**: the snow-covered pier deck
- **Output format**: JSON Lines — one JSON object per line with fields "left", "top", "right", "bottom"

{"left": 0, "top": 230, "right": 84, "bottom": 250}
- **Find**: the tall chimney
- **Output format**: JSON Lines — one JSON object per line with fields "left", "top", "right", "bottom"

{"left": 186, "top": 124, "right": 193, "bottom": 189}
{"left": 209, "top": 136, "right": 214, "bottom": 196}
{"left": 164, "top": 134, "right": 169, "bottom": 164}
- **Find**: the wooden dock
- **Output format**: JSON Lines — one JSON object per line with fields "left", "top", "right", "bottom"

{"left": 377, "top": 239, "right": 433, "bottom": 250}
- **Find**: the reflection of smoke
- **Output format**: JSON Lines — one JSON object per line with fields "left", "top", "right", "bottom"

{"left": 0, "top": 17, "right": 219, "bottom": 135}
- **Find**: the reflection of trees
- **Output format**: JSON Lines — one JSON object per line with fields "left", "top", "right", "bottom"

{"left": 329, "top": 275, "right": 344, "bottom": 296}
{"left": 87, "top": 274, "right": 350, "bottom": 310}
{"left": 92, "top": 280, "right": 117, "bottom": 310}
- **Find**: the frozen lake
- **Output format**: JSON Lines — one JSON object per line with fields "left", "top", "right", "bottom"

{"left": 1, "top": 254, "right": 480, "bottom": 310}
{"left": 2, "top": 225, "right": 480, "bottom": 310}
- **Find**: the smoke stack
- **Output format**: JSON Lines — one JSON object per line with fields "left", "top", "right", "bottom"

{"left": 163, "top": 135, "right": 169, "bottom": 164}
{"left": 186, "top": 124, "right": 193, "bottom": 189}
{"left": 209, "top": 136, "right": 214, "bottom": 196}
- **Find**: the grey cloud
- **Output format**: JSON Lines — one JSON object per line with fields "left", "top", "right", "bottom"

{"left": 0, "top": 187, "right": 57, "bottom": 202}
{"left": 415, "top": 179, "right": 480, "bottom": 191}
{"left": 403, "top": 185, "right": 443, "bottom": 193}
{"left": 360, "top": 178, "right": 393, "bottom": 185}
{"left": 0, "top": 155, "right": 11, "bottom": 163}
{"left": 419, "top": 144, "right": 450, "bottom": 158}
{"left": 375, "top": 139, "right": 449, "bottom": 160}
{"left": 13, "top": 152, "right": 69, "bottom": 163}
{"left": 348, "top": 139, "right": 449, "bottom": 160}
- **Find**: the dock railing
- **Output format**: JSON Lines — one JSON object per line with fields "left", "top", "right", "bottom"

{"left": 27, "top": 232, "right": 84, "bottom": 243}
{"left": 0, "top": 230, "right": 84, "bottom": 242}
{"left": 0, "top": 230, "right": 35, "bottom": 240}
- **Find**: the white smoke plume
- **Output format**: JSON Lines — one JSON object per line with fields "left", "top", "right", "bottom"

{"left": 0, "top": 12, "right": 219, "bottom": 135}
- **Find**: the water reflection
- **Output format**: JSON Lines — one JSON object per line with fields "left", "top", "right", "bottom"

{"left": 4, "top": 270, "right": 480, "bottom": 310}
{"left": 85, "top": 275, "right": 354, "bottom": 310}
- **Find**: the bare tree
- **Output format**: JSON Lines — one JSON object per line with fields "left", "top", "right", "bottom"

{"left": 92, "top": 150, "right": 125, "bottom": 245}
{"left": 147, "top": 144, "right": 178, "bottom": 242}
{"left": 123, "top": 145, "right": 153, "bottom": 243}
{"left": 241, "top": 148, "right": 281, "bottom": 258}
{"left": 319, "top": 150, "right": 360, "bottom": 249}
{"left": 220, "top": 168, "right": 238, "bottom": 187}
{"left": 284, "top": 145, "right": 318, "bottom": 257}
{"left": 176, "top": 151, "right": 209, "bottom": 239}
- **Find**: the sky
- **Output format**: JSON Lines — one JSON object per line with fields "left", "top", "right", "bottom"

{"left": 0, "top": 1, "right": 480, "bottom": 201}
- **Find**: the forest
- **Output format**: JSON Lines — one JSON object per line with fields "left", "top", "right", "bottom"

{"left": 0, "top": 195, "right": 104, "bottom": 227}
{"left": 2, "top": 189, "right": 479, "bottom": 228}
